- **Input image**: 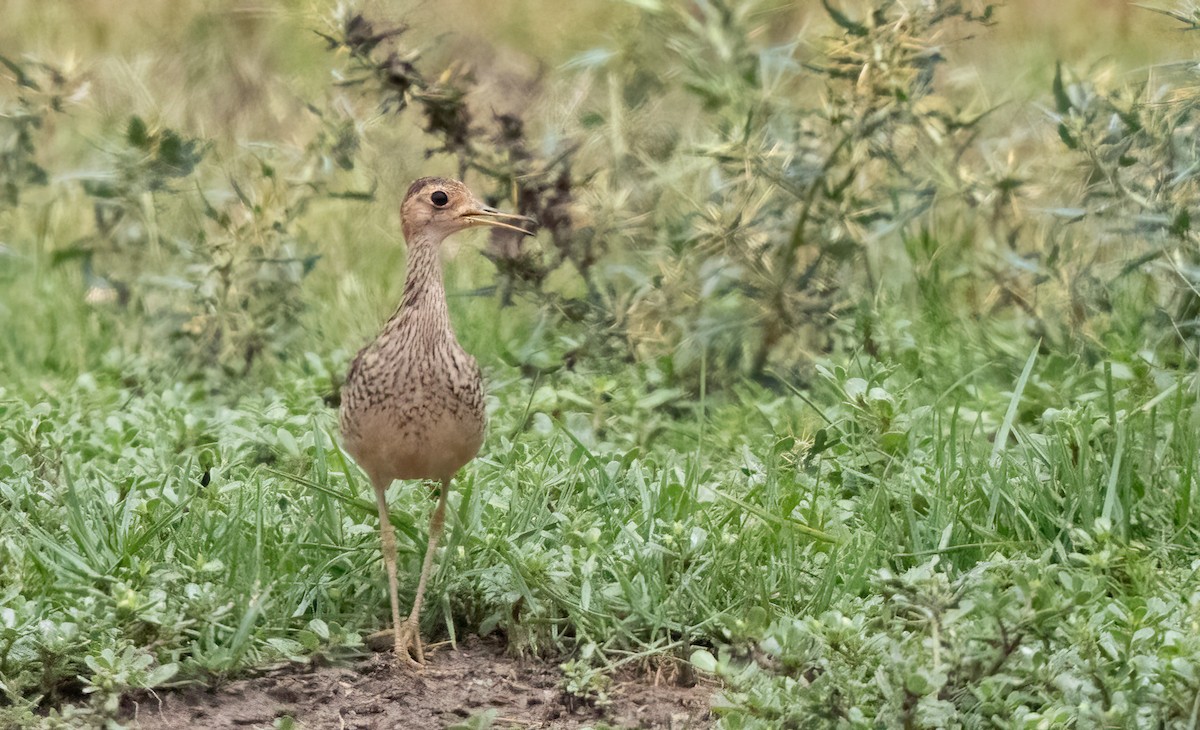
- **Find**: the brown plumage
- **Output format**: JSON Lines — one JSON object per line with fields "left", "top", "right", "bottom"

{"left": 340, "top": 177, "right": 534, "bottom": 668}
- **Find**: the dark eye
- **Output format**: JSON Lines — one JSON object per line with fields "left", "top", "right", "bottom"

{"left": 430, "top": 190, "right": 449, "bottom": 207}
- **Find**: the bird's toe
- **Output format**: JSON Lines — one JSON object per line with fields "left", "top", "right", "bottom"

{"left": 395, "top": 619, "right": 426, "bottom": 669}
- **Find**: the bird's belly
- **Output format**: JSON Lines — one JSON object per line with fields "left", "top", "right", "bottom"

{"left": 341, "top": 394, "right": 485, "bottom": 485}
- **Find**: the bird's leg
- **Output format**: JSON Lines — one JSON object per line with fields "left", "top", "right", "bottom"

{"left": 396, "top": 478, "right": 451, "bottom": 666}
{"left": 371, "top": 478, "right": 407, "bottom": 662}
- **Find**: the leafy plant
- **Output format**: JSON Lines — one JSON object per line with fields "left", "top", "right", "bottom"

{"left": 0, "top": 55, "right": 77, "bottom": 209}
{"left": 695, "top": 547, "right": 1200, "bottom": 727}
{"left": 319, "top": 8, "right": 597, "bottom": 316}
{"left": 1051, "top": 27, "right": 1200, "bottom": 358}
{"left": 560, "top": 642, "right": 612, "bottom": 710}
{"left": 81, "top": 643, "right": 178, "bottom": 724}
{"left": 45, "top": 103, "right": 370, "bottom": 373}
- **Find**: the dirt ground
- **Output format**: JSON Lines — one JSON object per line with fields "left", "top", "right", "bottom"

{"left": 122, "top": 636, "right": 716, "bottom": 729}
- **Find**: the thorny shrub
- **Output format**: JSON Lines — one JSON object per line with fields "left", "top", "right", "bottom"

{"left": 319, "top": 1, "right": 1019, "bottom": 382}
{"left": 1052, "top": 47, "right": 1200, "bottom": 360}
{"left": 0, "top": 55, "right": 79, "bottom": 209}
{"left": 573, "top": 0, "right": 1016, "bottom": 381}
{"left": 22, "top": 73, "right": 372, "bottom": 374}
{"left": 319, "top": 9, "right": 596, "bottom": 314}
{"left": 324, "top": 0, "right": 1198, "bottom": 384}
{"left": 8, "top": 0, "right": 1200, "bottom": 382}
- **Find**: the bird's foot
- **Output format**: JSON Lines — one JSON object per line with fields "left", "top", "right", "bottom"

{"left": 394, "top": 617, "right": 425, "bottom": 669}
{"left": 365, "top": 619, "right": 424, "bottom": 669}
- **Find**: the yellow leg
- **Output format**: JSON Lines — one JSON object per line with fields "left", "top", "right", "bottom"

{"left": 371, "top": 478, "right": 406, "bottom": 660}
{"left": 366, "top": 477, "right": 451, "bottom": 669}
{"left": 399, "top": 478, "right": 450, "bottom": 666}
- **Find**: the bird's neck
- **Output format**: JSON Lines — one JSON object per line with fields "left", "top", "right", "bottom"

{"left": 388, "top": 234, "right": 450, "bottom": 331}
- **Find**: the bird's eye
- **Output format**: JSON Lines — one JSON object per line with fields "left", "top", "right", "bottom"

{"left": 430, "top": 190, "right": 449, "bottom": 207}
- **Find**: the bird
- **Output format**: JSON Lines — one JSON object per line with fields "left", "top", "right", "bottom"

{"left": 339, "top": 177, "right": 534, "bottom": 669}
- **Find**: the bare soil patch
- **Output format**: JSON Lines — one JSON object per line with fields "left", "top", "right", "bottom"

{"left": 122, "top": 636, "right": 716, "bottom": 729}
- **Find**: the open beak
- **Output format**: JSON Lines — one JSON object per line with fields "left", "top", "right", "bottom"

{"left": 461, "top": 204, "right": 537, "bottom": 236}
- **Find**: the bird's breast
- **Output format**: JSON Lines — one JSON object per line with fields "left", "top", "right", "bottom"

{"left": 339, "top": 332, "right": 485, "bottom": 485}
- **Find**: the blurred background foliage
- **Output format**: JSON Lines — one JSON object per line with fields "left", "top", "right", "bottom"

{"left": 2, "top": 0, "right": 1197, "bottom": 385}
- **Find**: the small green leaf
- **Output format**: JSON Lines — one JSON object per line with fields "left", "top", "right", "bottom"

{"left": 1057, "top": 123, "right": 1077, "bottom": 150}
{"left": 82, "top": 179, "right": 119, "bottom": 198}
{"left": 146, "top": 662, "right": 179, "bottom": 686}
{"left": 690, "top": 649, "right": 718, "bottom": 673}
{"left": 580, "top": 111, "right": 605, "bottom": 128}
{"left": 1170, "top": 209, "right": 1190, "bottom": 237}
{"left": 822, "top": 0, "right": 868, "bottom": 36}
{"left": 307, "top": 618, "right": 330, "bottom": 640}
{"left": 1052, "top": 62, "right": 1072, "bottom": 114}
{"left": 296, "top": 630, "right": 320, "bottom": 651}
{"left": 127, "top": 116, "right": 151, "bottom": 149}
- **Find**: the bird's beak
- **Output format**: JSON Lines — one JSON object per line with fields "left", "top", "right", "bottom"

{"left": 461, "top": 204, "right": 537, "bottom": 236}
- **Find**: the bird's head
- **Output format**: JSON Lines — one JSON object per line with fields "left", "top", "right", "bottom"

{"left": 400, "top": 177, "right": 535, "bottom": 244}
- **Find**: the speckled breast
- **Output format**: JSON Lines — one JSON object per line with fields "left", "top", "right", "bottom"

{"left": 340, "top": 335, "right": 486, "bottom": 485}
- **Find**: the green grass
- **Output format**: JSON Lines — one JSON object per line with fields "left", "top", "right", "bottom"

{"left": 3, "top": 0, "right": 1200, "bottom": 727}
{"left": 4, "top": 337, "right": 1197, "bottom": 725}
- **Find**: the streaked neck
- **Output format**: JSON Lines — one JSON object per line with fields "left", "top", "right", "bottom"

{"left": 389, "top": 231, "right": 449, "bottom": 330}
